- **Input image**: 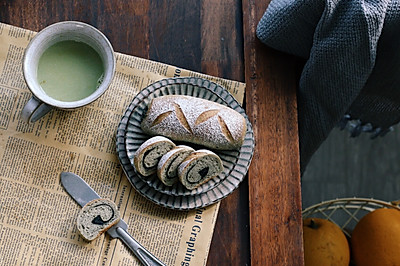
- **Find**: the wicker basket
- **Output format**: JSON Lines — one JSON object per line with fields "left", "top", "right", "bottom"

{"left": 302, "top": 197, "right": 400, "bottom": 238}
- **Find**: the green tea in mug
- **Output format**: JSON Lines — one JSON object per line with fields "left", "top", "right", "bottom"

{"left": 37, "top": 40, "right": 104, "bottom": 102}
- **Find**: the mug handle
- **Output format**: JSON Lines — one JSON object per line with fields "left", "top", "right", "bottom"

{"left": 21, "top": 96, "right": 53, "bottom": 123}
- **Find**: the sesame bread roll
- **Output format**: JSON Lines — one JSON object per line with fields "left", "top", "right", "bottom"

{"left": 133, "top": 136, "right": 175, "bottom": 176}
{"left": 178, "top": 149, "right": 223, "bottom": 190}
{"left": 157, "top": 145, "right": 195, "bottom": 186}
{"left": 77, "top": 198, "right": 121, "bottom": 241}
{"left": 141, "top": 95, "right": 247, "bottom": 150}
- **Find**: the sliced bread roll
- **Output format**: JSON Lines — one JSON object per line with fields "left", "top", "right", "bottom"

{"left": 77, "top": 198, "right": 121, "bottom": 241}
{"left": 157, "top": 145, "right": 195, "bottom": 186}
{"left": 141, "top": 95, "right": 247, "bottom": 150}
{"left": 178, "top": 149, "right": 223, "bottom": 190}
{"left": 133, "top": 136, "right": 175, "bottom": 176}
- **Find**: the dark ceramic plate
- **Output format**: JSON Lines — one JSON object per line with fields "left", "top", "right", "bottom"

{"left": 116, "top": 77, "right": 254, "bottom": 210}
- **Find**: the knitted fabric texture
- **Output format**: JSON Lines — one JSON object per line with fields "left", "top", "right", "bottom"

{"left": 256, "top": 0, "right": 400, "bottom": 173}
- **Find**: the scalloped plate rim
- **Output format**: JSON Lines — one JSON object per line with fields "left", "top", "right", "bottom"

{"left": 116, "top": 77, "right": 254, "bottom": 210}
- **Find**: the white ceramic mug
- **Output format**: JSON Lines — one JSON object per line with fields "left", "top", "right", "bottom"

{"left": 21, "top": 21, "right": 115, "bottom": 123}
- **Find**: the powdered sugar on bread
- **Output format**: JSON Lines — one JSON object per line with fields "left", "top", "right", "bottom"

{"left": 141, "top": 95, "right": 247, "bottom": 150}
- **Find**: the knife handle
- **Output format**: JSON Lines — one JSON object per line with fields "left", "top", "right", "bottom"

{"left": 116, "top": 227, "right": 166, "bottom": 266}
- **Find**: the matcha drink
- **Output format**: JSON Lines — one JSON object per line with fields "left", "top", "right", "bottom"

{"left": 37, "top": 40, "right": 104, "bottom": 102}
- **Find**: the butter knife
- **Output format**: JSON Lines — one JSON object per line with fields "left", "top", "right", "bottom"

{"left": 60, "top": 172, "right": 166, "bottom": 266}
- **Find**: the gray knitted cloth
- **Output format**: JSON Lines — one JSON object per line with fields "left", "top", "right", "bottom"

{"left": 257, "top": 0, "right": 400, "bottom": 174}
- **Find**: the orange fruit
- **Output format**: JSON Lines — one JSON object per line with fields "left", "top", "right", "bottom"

{"left": 303, "top": 218, "right": 350, "bottom": 266}
{"left": 351, "top": 208, "right": 400, "bottom": 266}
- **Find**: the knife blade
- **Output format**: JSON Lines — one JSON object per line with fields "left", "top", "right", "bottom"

{"left": 60, "top": 172, "right": 166, "bottom": 266}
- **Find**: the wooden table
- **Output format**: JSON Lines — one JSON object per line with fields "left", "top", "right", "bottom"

{"left": 1, "top": 1, "right": 303, "bottom": 264}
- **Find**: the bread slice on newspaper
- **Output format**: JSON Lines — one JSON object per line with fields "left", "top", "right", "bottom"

{"left": 77, "top": 198, "right": 121, "bottom": 241}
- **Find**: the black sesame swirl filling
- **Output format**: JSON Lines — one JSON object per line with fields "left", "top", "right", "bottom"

{"left": 184, "top": 161, "right": 216, "bottom": 185}
{"left": 142, "top": 145, "right": 172, "bottom": 171}
{"left": 165, "top": 155, "right": 181, "bottom": 180}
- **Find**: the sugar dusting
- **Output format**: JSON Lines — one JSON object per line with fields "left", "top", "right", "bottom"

{"left": 141, "top": 95, "right": 246, "bottom": 150}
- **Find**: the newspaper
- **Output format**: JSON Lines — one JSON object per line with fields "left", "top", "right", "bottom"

{"left": 0, "top": 22, "right": 246, "bottom": 266}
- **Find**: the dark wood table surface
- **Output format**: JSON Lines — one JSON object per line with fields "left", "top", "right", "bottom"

{"left": 1, "top": 1, "right": 303, "bottom": 265}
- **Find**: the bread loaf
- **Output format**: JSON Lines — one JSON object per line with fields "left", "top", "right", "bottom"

{"left": 77, "top": 198, "right": 121, "bottom": 241}
{"left": 178, "top": 149, "right": 223, "bottom": 190}
{"left": 133, "top": 136, "right": 175, "bottom": 176}
{"left": 141, "top": 95, "right": 247, "bottom": 150}
{"left": 157, "top": 145, "right": 195, "bottom": 186}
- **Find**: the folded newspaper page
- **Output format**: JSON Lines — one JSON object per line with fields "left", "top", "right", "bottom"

{"left": 0, "top": 22, "right": 245, "bottom": 265}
